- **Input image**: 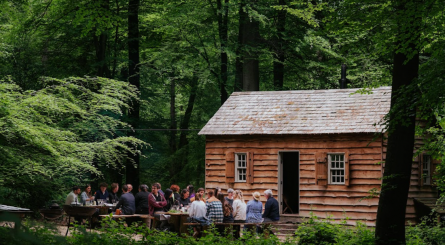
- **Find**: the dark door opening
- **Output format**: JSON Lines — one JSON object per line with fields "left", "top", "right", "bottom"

{"left": 282, "top": 152, "right": 299, "bottom": 214}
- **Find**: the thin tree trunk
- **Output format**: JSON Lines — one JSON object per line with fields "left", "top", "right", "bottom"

{"left": 375, "top": 2, "right": 420, "bottom": 243}
{"left": 179, "top": 78, "right": 198, "bottom": 150}
{"left": 94, "top": 0, "right": 110, "bottom": 77}
{"left": 126, "top": 0, "right": 140, "bottom": 193}
{"left": 217, "top": 0, "right": 229, "bottom": 104}
{"left": 111, "top": 0, "right": 120, "bottom": 78}
{"left": 273, "top": 0, "right": 286, "bottom": 90}
{"left": 242, "top": 1, "right": 260, "bottom": 91}
{"left": 234, "top": 0, "right": 246, "bottom": 92}
{"left": 169, "top": 79, "right": 177, "bottom": 154}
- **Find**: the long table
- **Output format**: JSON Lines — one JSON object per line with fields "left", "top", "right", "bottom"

{"left": 0, "top": 204, "right": 33, "bottom": 230}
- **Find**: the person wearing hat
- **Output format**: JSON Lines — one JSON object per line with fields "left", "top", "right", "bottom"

{"left": 225, "top": 188, "right": 234, "bottom": 207}
{"left": 262, "top": 189, "right": 279, "bottom": 222}
{"left": 246, "top": 192, "right": 263, "bottom": 223}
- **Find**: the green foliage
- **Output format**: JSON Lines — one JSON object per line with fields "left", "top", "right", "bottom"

{"left": 0, "top": 76, "right": 147, "bottom": 210}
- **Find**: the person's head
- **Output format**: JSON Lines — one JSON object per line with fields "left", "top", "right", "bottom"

{"left": 227, "top": 188, "right": 234, "bottom": 198}
{"left": 151, "top": 183, "right": 160, "bottom": 194}
{"left": 197, "top": 188, "right": 205, "bottom": 200}
{"left": 170, "top": 184, "right": 180, "bottom": 193}
{"left": 99, "top": 182, "right": 108, "bottom": 193}
{"left": 122, "top": 184, "right": 129, "bottom": 193}
{"left": 217, "top": 193, "right": 224, "bottom": 203}
{"left": 84, "top": 184, "right": 91, "bottom": 194}
{"left": 207, "top": 190, "right": 214, "bottom": 197}
{"left": 252, "top": 192, "right": 261, "bottom": 202}
{"left": 127, "top": 184, "right": 133, "bottom": 193}
{"left": 196, "top": 192, "right": 203, "bottom": 202}
{"left": 155, "top": 183, "right": 161, "bottom": 190}
{"left": 164, "top": 188, "right": 173, "bottom": 199}
{"left": 111, "top": 183, "right": 119, "bottom": 194}
{"left": 214, "top": 187, "right": 221, "bottom": 197}
{"left": 234, "top": 190, "right": 244, "bottom": 202}
{"left": 181, "top": 189, "right": 189, "bottom": 199}
{"left": 187, "top": 185, "right": 194, "bottom": 194}
{"left": 139, "top": 184, "right": 148, "bottom": 192}
{"left": 73, "top": 186, "right": 81, "bottom": 195}
{"left": 264, "top": 189, "right": 273, "bottom": 199}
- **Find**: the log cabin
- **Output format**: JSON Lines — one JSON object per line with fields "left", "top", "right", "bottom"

{"left": 198, "top": 86, "right": 439, "bottom": 226}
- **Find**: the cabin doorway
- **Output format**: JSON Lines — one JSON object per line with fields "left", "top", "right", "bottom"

{"left": 279, "top": 151, "right": 300, "bottom": 214}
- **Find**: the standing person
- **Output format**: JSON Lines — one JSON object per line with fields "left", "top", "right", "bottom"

{"left": 232, "top": 190, "right": 246, "bottom": 239}
{"left": 127, "top": 184, "right": 133, "bottom": 194}
{"left": 94, "top": 182, "right": 109, "bottom": 201}
{"left": 187, "top": 185, "right": 195, "bottom": 201}
{"left": 115, "top": 184, "right": 136, "bottom": 215}
{"left": 65, "top": 186, "right": 81, "bottom": 205}
{"left": 246, "top": 192, "right": 263, "bottom": 223}
{"left": 80, "top": 184, "right": 94, "bottom": 204}
{"left": 206, "top": 190, "right": 223, "bottom": 223}
{"left": 163, "top": 188, "right": 175, "bottom": 212}
{"left": 108, "top": 183, "right": 119, "bottom": 204}
{"left": 170, "top": 184, "right": 181, "bottom": 203}
{"left": 179, "top": 189, "right": 191, "bottom": 207}
{"left": 148, "top": 183, "right": 167, "bottom": 228}
{"left": 135, "top": 184, "right": 149, "bottom": 214}
{"left": 225, "top": 188, "right": 234, "bottom": 207}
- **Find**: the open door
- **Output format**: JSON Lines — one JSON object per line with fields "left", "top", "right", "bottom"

{"left": 279, "top": 151, "right": 300, "bottom": 214}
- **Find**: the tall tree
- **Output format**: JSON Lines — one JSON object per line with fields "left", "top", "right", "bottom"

{"left": 216, "top": 0, "right": 229, "bottom": 104}
{"left": 272, "top": 0, "right": 287, "bottom": 90}
{"left": 126, "top": 0, "right": 140, "bottom": 192}
{"left": 242, "top": 1, "right": 260, "bottom": 91}
{"left": 234, "top": 0, "right": 246, "bottom": 92}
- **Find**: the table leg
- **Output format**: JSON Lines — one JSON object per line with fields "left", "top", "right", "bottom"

{"left": 65, "top": 216, "right": 71, "bottom": 236}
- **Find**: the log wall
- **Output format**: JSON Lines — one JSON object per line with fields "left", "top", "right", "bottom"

{"left": 205, "top": 133, "right": 383, "bottom": 226}
{"left": 205, "top": 133, "right": 439, "bottom": 226}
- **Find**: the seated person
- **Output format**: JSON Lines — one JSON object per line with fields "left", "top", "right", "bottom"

{"left": 115, "top": 184, "right": 135, "bottom": 215}
{"left": 170, "top": 184, "right": 181, "bottom": 202}
{"left": 206, "top": 190, "right": 223, "bottom": 223}
{"left": 148, "top": 183, "right": 167, "bottom": 228}
{"left": 135, "top": 184, "right": 149, "bottom": 214}
{"left": 163, "top": 188, "right": 175, "bottom": 212}
{"left": 262, "top": 189, "right": 279, "bottom": 222}
{"left": 108, "top": 183, "right": 119, "bottom": 203}
{"left": 179, "top": 189, "right": 191, "bottom": 207}
{"left": 188, "top": 192, "right": 207, "bottom": 237}
{"left": 80, "top": 184, "right": 94, "bottom": 204}
{"left": 246, "top": 192, "right": 263, "bottom": 223}
{"left": 65, "top": 186, "right": 81, "bottom": 205}
{"left": 94, "top": 182, "right": 109, "bottom": 202}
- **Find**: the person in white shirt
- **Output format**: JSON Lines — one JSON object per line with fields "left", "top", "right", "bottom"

{"left": 232, "top": 190, "right": 247, "bottom": 238}
{"left": 65, "top": 186, "right": 81, "bottom": 205}
{"left": 188, "top": 192, "right": 207, "bottom": 237}
{"left": 189, "top": 192, "right": 207, "bottom": 218}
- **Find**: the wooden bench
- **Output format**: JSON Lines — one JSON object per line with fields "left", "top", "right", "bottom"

{"left": 99, "top": 214, "right": 155, "bottom": 228}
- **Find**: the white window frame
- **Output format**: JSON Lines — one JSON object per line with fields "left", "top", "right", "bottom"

{"left": 235, "top": 153, "right": 247, "bottom": 182}
{"left": 423, "top": 155, "right": 431, "bottom": 185}
{"left": 328, "top": 153, "right": 346, "bottom": 185}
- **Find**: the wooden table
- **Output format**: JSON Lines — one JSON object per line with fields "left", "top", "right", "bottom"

{"left": 0, "top": 204, "right": 33, "bottom": 231}
{"left": 158, "top": 212, "right": 189, "bottom": 235}
{"left": 62, "top": 205, "right": 97, "bottom": 236}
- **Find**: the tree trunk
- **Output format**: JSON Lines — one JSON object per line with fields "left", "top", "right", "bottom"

{"left": 111, "top": 0, "right": 120, "bottom": 78}
{"left": 273, "top": 0, "right": 286, "bottom": 90}
{"left": 126, "top": 0, "right": 140, "bottom": 193}
{"left": 217, "top": 0, "right": 229, "bottom": 104}
{"left": 234, "top": 0, "right": 246, "bottom": 92}
{"left": 242, "top": 1, "right": 260, "bottom": 91}
{"left": 179, "top": 78, "right": 198, "bottom": 150}
{"left": 94, "top": 0, "right": 110, "bottom": 78}
{"left": 375, "top": 2, "right": 420, "bottom": 243}
{"left": 169, "top": 79, "right": 177, "bottom": 154}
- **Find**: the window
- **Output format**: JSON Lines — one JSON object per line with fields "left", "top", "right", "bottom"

{"left": 328, "top": 154, "right": 345, "bottom": 184}
{"left": 423, "top": 155, "right": 431, "bottom": 185}
{"left": 235, "top": 153, "right": 247, "bottom": 182}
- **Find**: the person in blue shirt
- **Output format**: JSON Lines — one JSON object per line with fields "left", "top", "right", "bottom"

{"left": 262, "top": 189, "right": 279, "bottom": 222}
{"left": 94, "top": 182, "right": 109, "bottom": 202}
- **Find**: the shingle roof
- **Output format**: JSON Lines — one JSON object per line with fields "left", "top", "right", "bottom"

{"left": 199, "top": 87, "right": 391, "bottom": 135}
